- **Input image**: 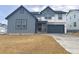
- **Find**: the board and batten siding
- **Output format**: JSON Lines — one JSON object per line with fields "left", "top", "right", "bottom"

{"left": 7, "top": 7, "right": 36, "bottom": 33}
{"left": 40, "top": 7, "right": 55, "bottom": 18}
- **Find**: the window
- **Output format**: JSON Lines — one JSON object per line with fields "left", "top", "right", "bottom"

{"left": 20, "top": 8, "right": 24, "bottom": 14}
{"left": 73, "top": 22, "right": 77, "bottom": 27}
{"left": 15, "top": 19, "right": 27, "bottom": 30}
{"left": 58, "top": 14, "right": 62, "bottom": 19}
{"left": 17, "top": 25, "right": 21, "bottom": 27}
{"left": 17, "top": 25, "right": 22, "bottom": 30}
{"left": 45, "top": 17, "right": 51, "bottom": 19}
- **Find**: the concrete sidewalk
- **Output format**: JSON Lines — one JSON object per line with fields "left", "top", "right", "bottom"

{"left": 49, "top": 34, "right": 79, "bottom": 54}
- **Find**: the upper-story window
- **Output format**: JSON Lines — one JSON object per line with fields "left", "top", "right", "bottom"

{"left": 73, "top": 22, "right": 77, "bottom": 27}
{"left": 45, "top": 17, "right": 52, "bottom": 19}
{"left": 58, "top": 14, "right": 62, "bottom": 19}
{"left": 20, "top": 8, "right": 24, "bottom": 14}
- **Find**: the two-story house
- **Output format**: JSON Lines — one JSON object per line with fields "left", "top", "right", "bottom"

{"left": 66, "top": 9, "right": 79, "bottom": 32}
{"left": 5, "top": 5, "right": 67, "bottom": 34}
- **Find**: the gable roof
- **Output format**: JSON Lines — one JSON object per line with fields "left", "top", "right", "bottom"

{"left": 67, "top": 9, "right": 79, "bottom": 15}
{"left": 5, "top": 5, "right": 38, "bottom": 21}
{"left": 40, "top": 6, "right": 67, "bottom": 14}
{"left": 55, "top": 11, "right": 67, "bottom": 14}
{"left": 31, "top": 12, "right": 41, "bottom": 18}
{"left": 5, "top": 5, "right": 67, "bottom": 20}
{"left": 40, "top": 6, "right": 55, "bottom": 14}
{"left": 69, "top": 9, "right": 79, "bottom": 12}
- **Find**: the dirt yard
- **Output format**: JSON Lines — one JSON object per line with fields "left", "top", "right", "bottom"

{"left": 0, "top": 34, "right": 69, "bottom": 54}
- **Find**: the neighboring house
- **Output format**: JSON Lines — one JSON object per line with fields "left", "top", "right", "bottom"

{"left": 0, "top": 23, "right": 7, "bottom": 34}
{"left": 5, "top": 5, "right": 67, "bottom": 34}
{"left": 66, "top": 10, "right": 79, "bottom": 32}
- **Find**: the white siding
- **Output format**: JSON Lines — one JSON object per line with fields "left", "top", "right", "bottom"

{"left": 66, "top": 11, "right": 79, "bottom": 30}
{"left": 39, "top": 14, "right": 66, "bottom": 23}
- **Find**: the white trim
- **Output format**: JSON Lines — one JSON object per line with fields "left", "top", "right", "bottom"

{"left": 47, "top": 22, "right": 66, "bottom": 34}
{"left": 64, "top": 23, "right": 67, "bottom": 34}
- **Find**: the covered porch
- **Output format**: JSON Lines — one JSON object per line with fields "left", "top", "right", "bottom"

{"left": 37, "top": 21, "right": 47, "bottom": 33}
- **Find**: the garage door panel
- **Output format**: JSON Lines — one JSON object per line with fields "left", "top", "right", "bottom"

{"left": 47, "top": 25, "right": 64, "bottom": 33}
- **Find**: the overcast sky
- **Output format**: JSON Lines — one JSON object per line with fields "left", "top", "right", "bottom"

{"left": 0, "top": 5, "right": 79, "bottom": 24}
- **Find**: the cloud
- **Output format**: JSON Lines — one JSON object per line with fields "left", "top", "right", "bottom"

{"left": 24, "top": 5, "right": 46, "bottom": 12}
{"left": 24, "top": 5, "right": 79, "bottom": 12}
{"left": 26, "top": 5, "right": 79, "bottom": 12}
{"left": 50, "top": 5, "right": 79, "bottom": 12}
{"left": 1, "top": 5, "right": 79, "bottom": 24}
{"left": 32, "top": 7, "right": 40, "bottom": 12}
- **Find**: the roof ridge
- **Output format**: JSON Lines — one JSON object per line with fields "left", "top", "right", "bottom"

{"left": 5, "top": 5, "right": 38, "bottom": 21}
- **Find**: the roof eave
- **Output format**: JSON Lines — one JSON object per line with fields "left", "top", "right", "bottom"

{"left": 5, "top": 5, "right": 38, "bottom": 21}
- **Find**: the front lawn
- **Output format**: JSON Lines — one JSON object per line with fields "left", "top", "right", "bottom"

{"left": 0, "top": 34, "right": 69, "bottom": 54}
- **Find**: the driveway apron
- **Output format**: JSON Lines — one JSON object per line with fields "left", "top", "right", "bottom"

{"left": 49, "top": 34, "right": 79, "bottom": 54}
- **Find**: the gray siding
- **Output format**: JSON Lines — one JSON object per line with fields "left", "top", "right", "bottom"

{"left": 41, "top": 8, "right": 55, "bottom": 17}
{"left": 7, "top": 7, "right": 36, "bottom": 33}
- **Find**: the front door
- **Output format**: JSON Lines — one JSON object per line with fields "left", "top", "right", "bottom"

{"left": 37, "top": 23, "right": 47, "bottom": 33}
{"left": 38, "top": 23, "right": 42, "bottom": 32}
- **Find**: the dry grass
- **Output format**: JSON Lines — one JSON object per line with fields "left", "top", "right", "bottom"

{"left": 70, "top": 32, "right": 79, "bottom": 37}
{"left": 0, "top": 34, "right": 69, "bottom": 54}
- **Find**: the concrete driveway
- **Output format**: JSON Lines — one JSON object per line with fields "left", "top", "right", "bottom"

{"left": 49, "top": 34, "right": 79, "bottom": 54}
